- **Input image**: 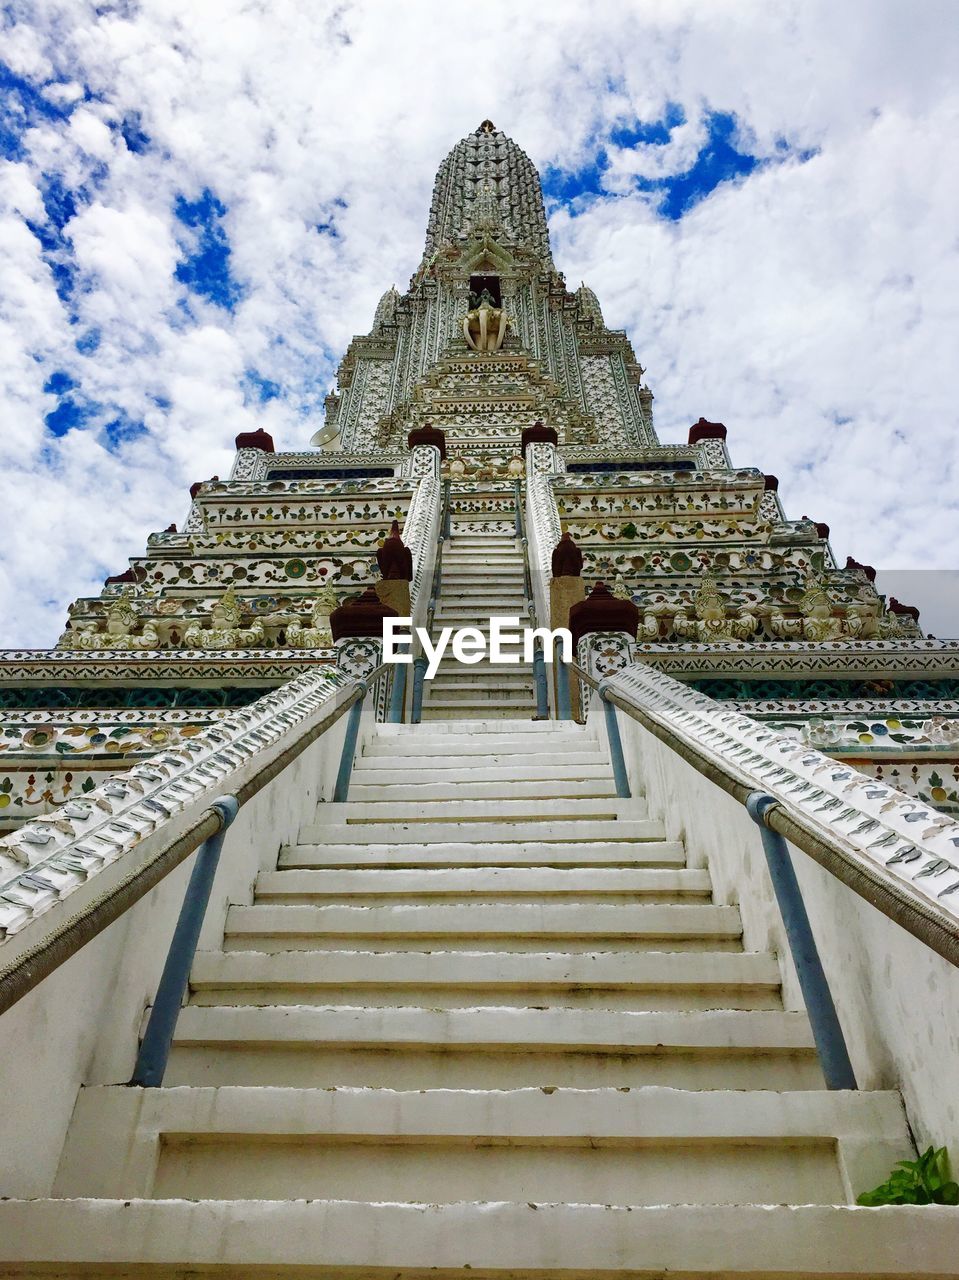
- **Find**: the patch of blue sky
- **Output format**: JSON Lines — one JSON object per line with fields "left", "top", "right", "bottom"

{"left": 103, "top": 413, "right": 148, "bottom": 449}
{"left": 26, "top": 175, "right": 82, "bottom": 307}
{"left": 174, "top": 188, "right": 244, "bottom": 309}
{"left": 0, "top": 61, "right": 74, "bottom": 160}
{"left": 118, "top": 111, "right": 150, "bottom": 153}
{"left": 316, "top": 196, "right": 347, "bottom": 238}
{"left": 75, "top": 328, "right": 101, "bottom": 354}
{"left": 544, "top": 107, "right": 816, "bottom": 222}
{"left": 44, "top": 390, "right": 90, "bottom": 437}
{"left": 244, "top": 370, "right": 282, "bottom": 404}
{"left": 43, "top": 369, "right": 77, "bottom": 397}
{"left": 609, "top": 101, "right": 686, "bottom": 149}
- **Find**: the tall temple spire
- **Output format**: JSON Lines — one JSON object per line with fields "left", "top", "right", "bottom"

{"left": 422, "top": 121, "right": 553, "bottom": 267}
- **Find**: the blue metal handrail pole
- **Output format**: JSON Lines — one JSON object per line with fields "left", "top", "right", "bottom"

{"left": 388, "top": 653, "right": 408, "bottom": 723}
{"left": 746, "top": 792, "right": 857, "bottom": 1091}
{"left": 555, "top": 650, "right": 572, "bottom": 721}
{"left": 333, "top": 684, "right": 367, "bottom": 802}
{"left": 130, "top": 794, "right": 239, "bottom": 1087}
{"left": 410, "top": 655, "right": 429, "bottom": 724}
{"left": 443, "top": 479, "right": 452, "bottom": 541}
{"left": 600, "top": 688, "right": 631, "bottom": 799}
{"left": 532, "top": 644, "right": 549, "bottom": 719}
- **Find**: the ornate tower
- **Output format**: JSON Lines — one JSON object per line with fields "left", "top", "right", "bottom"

{"left": 0, "top": 121, "right": 956, "bottom": 833}
{"left": 322, "top": 121, "right": 653, "bottom": 458}
{"left": 1, "top": 124, "right": 959, "bottom": 1280}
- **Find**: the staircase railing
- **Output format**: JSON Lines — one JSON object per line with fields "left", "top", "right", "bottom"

{"left": 574, "top": 659, "right": 959, "bottom": 1090}
{"left": 514, "top": 479, "right": 550, "bottom": 719}
{"left": 0, "top": 663, "right": 386, "bottom": 1022}
{"left": 410, "top": 479, "right": 452, "bottom": 723}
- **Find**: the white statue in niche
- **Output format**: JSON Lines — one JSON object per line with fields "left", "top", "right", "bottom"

{"left": 182, "top": 586, "right": 265, "bottom": 649}
{"left": 286, "top": 587, "right": 338, "bottom": 649}
{"left": 671, "top": 576, "right": 759, "bottom": 643}
{"left": 57, "top": 590, "right": 160, "bottom": 650}
{"left": 463, "top": 290, "right": 509, "bottom": 353}
{"left": 769, "top": 575, "right": 850, "bottom": 642}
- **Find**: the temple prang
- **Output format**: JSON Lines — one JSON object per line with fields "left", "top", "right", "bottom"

{"left": 1, "top": 121, "right": 955, "bottom": 826}
{"left": 0, "top": 120, "right": 958, "bottom": 1279}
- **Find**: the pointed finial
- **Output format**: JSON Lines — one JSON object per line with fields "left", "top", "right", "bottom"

{"left": 478, "top": 120, "right": 496, "bottom": 134}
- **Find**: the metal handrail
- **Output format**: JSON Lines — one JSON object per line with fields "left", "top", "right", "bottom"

{"left": 572, "top": 660, "right": 856, "bottom": 1087}
{"left": 583, "top": 665, "right": 959, "bottom": 969}
{"left": 424, "top": 479, "right": 453, "bottom": 637}
{"left": 0, "top": 665, "right": 386, "bottom": 1022}
{"left": 514, "top": 479, "right": 550, "bottom": 719}
{"left": 411, "top": 481, "right": 452, "bottom": 723}
{"left": 574, "top": 659, "right": 959, "bottom": 1088}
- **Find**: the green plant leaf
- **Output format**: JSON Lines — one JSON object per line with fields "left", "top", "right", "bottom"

{"left": 858, "top": 1146, "right": 958, "bottom": 1206}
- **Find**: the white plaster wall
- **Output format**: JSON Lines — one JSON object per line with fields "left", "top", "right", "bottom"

{"left": 0, "top": 701, "right": 369, "bottom": 1198}
{"left": 596, "top": 695, "right": 959, "bottom": 1152}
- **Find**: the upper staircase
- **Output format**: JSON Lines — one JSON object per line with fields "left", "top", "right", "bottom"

{"left": 421, "top": 517, "right": 537, "bottom": 720}
{"left": 3, "top": 717, "right": 954, "bottom": 1277}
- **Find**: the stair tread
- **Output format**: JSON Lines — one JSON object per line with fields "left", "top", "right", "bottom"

{"left": 294, "top": 820, "right": 668, "bottom": 845}
{"left": 227, "top": 901, "right": 742, "bottom": 934}
{"left": 254, "top": 868, "right": 712, "bottom": 895}
{"left": 4, "top": 1199, "right": 955, "bottom": 1277}
{"left": 190, "top": 948, "right": 781, "bottom": 989}
{"left": 67, "top": 1084, "right": 910, "bottom": 1140}
{"left": 171, "top": 1004, "right": 815, "bottom": 1050}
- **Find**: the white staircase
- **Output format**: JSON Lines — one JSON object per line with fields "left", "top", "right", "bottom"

{"left": 421, "top": 522, "right": 537, "bottom": 720}
{"left": 2, "top": 718, "right": 955, "bottom": 1277}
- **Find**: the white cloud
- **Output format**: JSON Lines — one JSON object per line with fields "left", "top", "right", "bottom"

{"left": 0, "top": 0, "right": 957, "bottom": 647}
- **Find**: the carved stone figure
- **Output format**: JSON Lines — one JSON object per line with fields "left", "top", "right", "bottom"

{"left": 463, "top": 294, "right": 509, "bottom": 353}
{"left": 672, "top": 577, "right": 759, "bottom": 643}
{"left": 797, "top": 576, "right": 845, "bottom": 642}
{"left": 286, "top": 588, "right": 338, "bottom": 650}
{"left": 56, "top": 590, "right": 160, "bottom": 650}
{"left": 845, "top": 602, "right": 882, "bottom": 640}
{"left": 182, "top": 587, "right": 265, "bottom": 649}
{"left": 769, "top": 576, "right": 850, "bottom": 642}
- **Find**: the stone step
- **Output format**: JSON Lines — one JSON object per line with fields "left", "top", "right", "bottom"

{"left": 346, "top": 779, "right": 617, "bottom": 801}
{"left": 280, "top": 838, "right": 686, "bottom": 868}
{"left": 423, "top": 711, "right": 537, "bottom": 722}
{"left": 427, "top": 665, "right": 536, "bottom": 681}
{"left": 433, "top": 609, "right": 527, "bottom": 622}
{"left": 171, "top": 1004, "right": 813, "bottom": 1057}
{"left": 305, "top": 797, "right": 646, "bottom": 828}
{"left": 422, "top": 692, "right": 537, "bottom": 707}
{"left": 440, "top": 575, "right": 526, "bottom": 587}
{"left": 430, "top": 621, "right": 534, "bottom": 636}
{"left": 224, "top": 902, "right": 743, "bottom": 945}
{"left": 444, "top": 540, "right": 519, "bottom": 549}
{"left": 419, "top": 701, "right": 535, "bottom": 721}
{"left": 351, "top": 760, "right": 611, "bottom": 780}
{"left": 421, "top": 702, "right": 535, "bottom": 719}
{"left": 6, "top": 1198, "right": 955, "bottom": 1278}
{"left": 436, "top": 594, "right": 526, "bottom": 607}
{"left": 5, "top": 1198, "right": 956, "bottom": 1278}
{"left": 422, "top": 707, "right": 535, "bottom": 721}
{"left": 253, "top": 867, "right": 706, "bottom": 901}
{"left": 427, "top": 662, "right": 539, "bottom": 677}
{"left": 188, "top": 948, "right": 783, "bottom": 1011}
{"left": 55, "top": 1086, "right": 911, "bottom": 1204}
{"left": 298, "top": 819, "right": 663, "bottom": 845}
{"left": 372, "top": 720, "right": 587, "bottom": 738}
{"left": 359, "top": 742, "right": 601, "bottom": 762}
{"left": 441, "top": 553, "right": 521, "bottom": 565}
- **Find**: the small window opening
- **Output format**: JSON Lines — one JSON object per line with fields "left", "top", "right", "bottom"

{"left": 469, "top": 274, "right": 502, "bottom": 307}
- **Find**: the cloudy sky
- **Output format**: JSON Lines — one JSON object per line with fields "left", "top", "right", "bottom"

{"left": 1, "top": 0, "right": 957, "bottom": 646}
